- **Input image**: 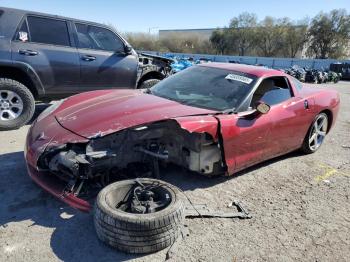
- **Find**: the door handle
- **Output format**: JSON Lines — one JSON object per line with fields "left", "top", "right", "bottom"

{"left": 81, "top": 55, "right": 96, "bottom": 61}
{"left": 18, "top": 49, "right": 38, "bottom": 56}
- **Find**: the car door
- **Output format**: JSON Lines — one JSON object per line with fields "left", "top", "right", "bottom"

{"left": 257, "top": 76, "right": 313, "bottom": 155}
{"left": 73, "top": 23, "right": 138, "bottom": 90}
{"left": 217, "top": 112, "right": 274, "bottom": 174}
{"left": 11, "top": 15, "right": 81, "bottom": 95}
{"left": 217, "top": 76, "right": 312, "bottom": 174}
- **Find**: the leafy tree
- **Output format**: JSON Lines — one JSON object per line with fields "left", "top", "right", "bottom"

{"left": 307, "top": 9, "right": 350, "bottom": 59}
{"left": 210, "top": 29, "right": 228, "bottom": 55}
{"left": 228, "top": 12, "right": 258, "bottom": 56}
{"left": 278, "top": 18, "right": 309, "bottom": 58}
{"left": 255, "top": 17, "right": 284, "bottom": 57}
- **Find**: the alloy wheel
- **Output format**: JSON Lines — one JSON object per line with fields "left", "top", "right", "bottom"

{"left": 309, "top": 114, "right": 328, "bottom": 151}
{"left": 0, "top": 90, "right": 24, "bottom": 121}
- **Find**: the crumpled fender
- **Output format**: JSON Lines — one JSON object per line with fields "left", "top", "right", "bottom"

{"left": 173, "top": 115, "right": 219, "bottom": 141}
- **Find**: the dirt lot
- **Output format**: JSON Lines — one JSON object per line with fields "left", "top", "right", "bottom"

{"left": 0, "top": 82, "right": 349, "bottom": 262}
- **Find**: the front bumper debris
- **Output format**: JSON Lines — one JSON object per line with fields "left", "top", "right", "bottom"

{"left": 27, "top": 164, "right": 91, "bottom": 212}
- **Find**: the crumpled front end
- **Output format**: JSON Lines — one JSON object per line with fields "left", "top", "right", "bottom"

{"left": 28, "top": 118, "right": 226, "bottom": 212}
{"left": 25, "top": 117, "right": 90, "bottom": 211}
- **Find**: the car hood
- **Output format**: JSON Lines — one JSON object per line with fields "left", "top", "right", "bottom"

{"left": 54, "top": 89, "right": 217, "bottom": 138}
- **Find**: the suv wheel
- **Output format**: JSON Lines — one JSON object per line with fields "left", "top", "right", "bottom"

{"left": 0, "top": 78, "right": 35, "bottom": 130}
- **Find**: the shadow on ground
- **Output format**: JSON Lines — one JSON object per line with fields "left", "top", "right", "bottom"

{"left": 0, "top": 148, "right": 303, "bottom": 261}
{"left": 0, "top": 151, "right": 143, "bottom": 262}
{"left": 161, "top": 150, "right": 303, "bottom": 191}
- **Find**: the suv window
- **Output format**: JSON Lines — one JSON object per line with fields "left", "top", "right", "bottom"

{"left": 250, "top": 77, "right": 292, "bottom": 107}
{"left": 26, "top": 16, "right": 70, "bottom": 46}
{"left": 75, "top": 23, "right": 124, "bottom": 52}
{"left": 16, "top": 20, "right": 29, "bottom": 42}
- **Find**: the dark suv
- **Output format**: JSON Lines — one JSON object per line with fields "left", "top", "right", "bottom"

{"left": 0, "top": 7, "right": 171, "bottom": 130}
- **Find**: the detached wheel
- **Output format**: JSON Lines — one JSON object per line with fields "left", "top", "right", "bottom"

{"left": 0, "top": 78, "right": 35, "bottom": 130}
{"left": 301, "top": 113, "right": 328, "bottom": 154}
{"left": 94, "top": 178, "right": 185, "bottom": 254}
{"left": 138, "top": 79, "right": 161, "bottom": 89}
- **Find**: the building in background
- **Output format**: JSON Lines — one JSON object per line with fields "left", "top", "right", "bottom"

{"left": 159, "top": 28, "right": 223, "bottom": 40}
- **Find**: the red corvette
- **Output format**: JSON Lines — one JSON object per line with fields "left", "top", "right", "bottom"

{"left": 25, "top": 63, "right": 340, "bottom": 212}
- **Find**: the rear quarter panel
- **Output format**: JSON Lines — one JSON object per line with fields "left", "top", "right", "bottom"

{"left": 298, "top": 86, "right": 340, "bottom": 131}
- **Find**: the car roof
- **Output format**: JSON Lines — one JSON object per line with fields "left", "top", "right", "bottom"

{"left": 199, "top": 62, "right": 285, "bottom": 78}
{"left": 0, "top": 6, "right": 110, "bottom": 28}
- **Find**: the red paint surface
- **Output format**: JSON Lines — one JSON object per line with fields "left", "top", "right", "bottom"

{"left": 54, "top": 89, "right": 217, "bottom": 138}
{"left": 200, "top": 63, "right": 285, "bottom": 78}
{"left": 27, "top": 164, "right": 91, "bottom": 212}
{"left": 174, "top": 115, "right": 219, "bottom": 140}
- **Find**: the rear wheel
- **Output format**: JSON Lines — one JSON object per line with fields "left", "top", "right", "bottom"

{"left": 0, "top": 78, "right": 35, "bottom": 130}
{"left": 301, "top": 113, "right": 328, "bottom": 154}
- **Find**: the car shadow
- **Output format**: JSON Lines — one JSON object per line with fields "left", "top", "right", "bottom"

{"left": 0, "top": 151, "right": 143, "bottom": 262}
{"left": 160, "top": 150, "right": 303, "bottom": 191}
{"left": 0, "top": 149, "right": 303, "bottom": 261}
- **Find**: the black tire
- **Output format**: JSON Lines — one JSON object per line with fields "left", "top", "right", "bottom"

{"left": 94, "top": 178, "right": 185, "bottom": 254}
{"left": 138, "top": 79, "right": 161, "bottom": 89}
{"left": 301, "top": 113, "right": 328, "bottom": 154}
{"left": 0, "top": 78, "right": 35, "bottom": 130}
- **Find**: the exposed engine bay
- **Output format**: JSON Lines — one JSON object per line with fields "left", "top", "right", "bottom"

{"left": 37, "top": 120, "right": 226, "bottom": 197}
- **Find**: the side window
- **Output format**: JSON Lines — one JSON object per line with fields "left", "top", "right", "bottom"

{"left": 250, "top": 77, "right": 292, "bottom": 107}
{"left": 26, "top": 16, "right": 70, "bottom": 46}
{"left": 16, "top": 20, "right": 29, "bottom": 42}
{"left": 75, "top": 23, "right": 124, "bottom": 52}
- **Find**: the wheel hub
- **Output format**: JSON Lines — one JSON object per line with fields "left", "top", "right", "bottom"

{"left": 115, "top": 180, "right": 172, "bottom": 214}
{"left": 309, "top": 114, "right": 328, "bottom": 151}
{"left": 2, "top": 101, "right": 10, "bottom": 109}
{"left": 0, "top": 90, "right": 24, "bottom": 121}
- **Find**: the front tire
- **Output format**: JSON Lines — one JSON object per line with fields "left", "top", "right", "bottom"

{"left": 0, "top": 78, "right": 35, "bottom": 130}
{"left": 301, "top": 113, "right": 328, "bottom": 154}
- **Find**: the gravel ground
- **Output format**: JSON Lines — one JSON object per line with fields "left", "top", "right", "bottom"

{"left": 0, "top": 82, "right": 349, "bottom": 262}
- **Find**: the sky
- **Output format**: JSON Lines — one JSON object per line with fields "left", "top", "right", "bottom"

{"left": 0, "top": 0, "right": 349, "bottom": 33}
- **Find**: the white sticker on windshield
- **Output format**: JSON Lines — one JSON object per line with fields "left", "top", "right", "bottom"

{"left": 225, "top": 74, "right": 253, "bottom": 84}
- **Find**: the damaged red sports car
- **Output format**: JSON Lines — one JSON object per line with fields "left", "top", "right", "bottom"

{"left": 25, "top": 63, "right": 340, "bottom": 212}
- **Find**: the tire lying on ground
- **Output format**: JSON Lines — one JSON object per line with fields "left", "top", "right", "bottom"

{"left": 0, "top": 78, "right": 35, "bottom": 130}
{"left": 94, "top": 178, "right": 185, "bottom": 254}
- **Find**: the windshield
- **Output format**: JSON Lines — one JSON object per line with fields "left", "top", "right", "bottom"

{"left": 151, "top": 66, "right": 257, "bottom": 111}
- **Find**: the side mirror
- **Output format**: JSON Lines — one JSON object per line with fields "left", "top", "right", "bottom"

{"left": 124, "top": 45, "right": 133, "bottom": 54}
{"left": 256, "top": 102, "right": 271, "bottom": 114}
